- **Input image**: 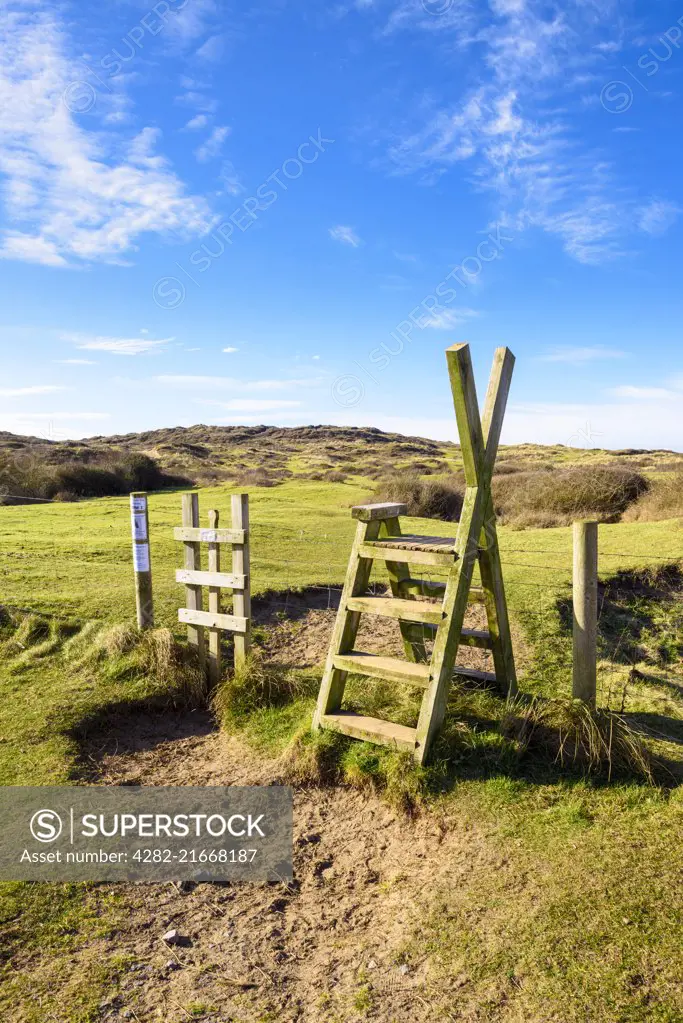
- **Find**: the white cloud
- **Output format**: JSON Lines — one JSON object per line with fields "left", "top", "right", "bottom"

{"left": 223, "top": 347, "right": 239, "bottom": 353}
{"left": 0, "top": 4, "right": 213, "bottom": 267}
{"left": 0, "top": 385, "right": 65, "bottom": 397}
{"left": 329, "top": 225, "right": 362, "bottom": 247}
{"left": 637, "top": 199, "right": 680, "bottom": 237}
{"left": 206, "top": 399, "right": 303, "bottom": 412}
{"left": 422, "top": 307, "right": 479, "bottom": 329}
{"left": 219, "top": 160, "right": 243, "bottom": 196}
{"left": 609, "top": 385, "right": 677, "bottom": 400}
{"left": 184, "top": 114, "right": 209, "bottom": 131}
{"left": 381, "top": 2, "right": 672, "bottom": 265}
{"left": 156, "top": 375, "right": 324, "bottom": 391}
{"left": 54, "top": 359, "right": 96, "bottom": 365}
{"left": 195, "top": 35, "right": 225, "bottom": 62}
{"left": 176, "top": 90, "right": 218, "bottom": 113}
{"left": 195, "top": 126, "right": 231, "bottom": 162}
{"left": 63, "top": 333, "right": 172, "bottom": 355}
{"left": 541, "top": 346, "right": 626, "bottom": 365}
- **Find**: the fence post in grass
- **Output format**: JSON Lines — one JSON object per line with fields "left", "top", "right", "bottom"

{"left": 130, "top": 492, "right": 154, "bottom": 629}
{"left": 572, "top": 519, "right": 598, "bottom": 706}
{"left": 231, "top": 493, "right": 251, "bottom": 669}
{"left": 207, "top": 508, "right": 222, "bottom": 687}
{"left": 182, "top": 492, "right": 206, "bottom": 680}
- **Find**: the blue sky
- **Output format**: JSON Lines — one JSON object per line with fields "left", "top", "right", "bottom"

{"left": 1, "top": 0, "right": 682, "bottom": 448}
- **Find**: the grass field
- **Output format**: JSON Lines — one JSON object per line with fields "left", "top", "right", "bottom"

{"left": 0, "top": 476, "right": 682, "bottom": 1022}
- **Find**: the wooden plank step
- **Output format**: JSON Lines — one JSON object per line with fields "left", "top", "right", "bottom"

{"left": 174, "top": 527, "right": 246, "bottom": 544}
{"left": 453, "top": 666, "right": 498, "bottom": 685}
{"left": 176, "top": 569, "right": 246, "bottom": 589}
{"left": 359, "top": 540, "right": 457, "bottom": 568}
{"left": 346, "top": 596, "right": 444, "bottom": 626}
{"left": 459, "top": 628, "right": 493, "bottom": 649}
{"left": 398, "top": 579, "right": 485, "bottom": 603}
{"left": 322, "top": 711, "right": 417, "bottom": 751}
{"left": 178, "top": 608, "right": 248, "bottom": 633}
{"left": 332, "top": 651, "right": 431, "bottom": 687}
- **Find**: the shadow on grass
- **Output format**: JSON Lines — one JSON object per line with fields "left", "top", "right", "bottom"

{"left": 67, "top": 694, "right": 216, "bottom": 781}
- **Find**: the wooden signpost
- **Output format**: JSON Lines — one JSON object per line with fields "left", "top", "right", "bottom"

{"left": 130, "top": 492, "right": 154, "bottom": 629}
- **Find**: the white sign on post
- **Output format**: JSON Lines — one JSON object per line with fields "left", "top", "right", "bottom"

{"left": 131, "top": 512, "right": 148, "bottom": 541}
{"left": 133, "top": 543, "right": 150, "bottom": 573}
{"left": 131, "top": 496, "right": 146, "bottom": 513}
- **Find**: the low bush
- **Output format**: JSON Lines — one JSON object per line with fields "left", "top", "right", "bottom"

{"left": 374, "top": 473, "right": 464, "bottom": 520}
{"left": 492, "top": 466, "right": 648, "bottom": 527}
{"left": 621, "top": 472, "right": 683, "bottom": 523}
{"left": 0, "top": 451, "right": 187, "bottom": 504}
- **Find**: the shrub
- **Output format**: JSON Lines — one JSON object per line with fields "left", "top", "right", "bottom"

{"left": 492, "top": 466, "right": 648, "bottom": 528}
{"left": 622, "top": 472, "right": 683, "bottom": 523}
{"left": 374, "top": 473, "right": 464, "bottom": 520}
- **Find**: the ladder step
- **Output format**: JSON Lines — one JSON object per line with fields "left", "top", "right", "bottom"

{"left": 332, "top": 651, "right": 431, "bottom": 688}
{"left": 359, "top": 539, "right": 457, "bottom": 568}
{"left": 346, "top": 596, "right": 444, "bottom": 626}
{"left": 453, "top": 666, "right": 498, "bottom": 685}
{"left": 322, "top": 711, "right": 417, "bottom": 751}
{"left": 398, "top": 579, "right": 486, "bottom": 603}
{"left": 459, "top": 628, "right": 493, "bottom": 649}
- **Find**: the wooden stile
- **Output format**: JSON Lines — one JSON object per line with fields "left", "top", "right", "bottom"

{"left": 313, "top": 343, "right": 517, "bottom": 764}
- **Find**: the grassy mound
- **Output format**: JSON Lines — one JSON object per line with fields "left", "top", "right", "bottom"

{"left": 0, "top": 450, "right": 188, "bottom": 504}
{"left": 373, "top": 473, "right": 464, "bottom": 520}
{"left": 622, "top": 472, "right": 683, "bottom": 523}
{"left": 493, "top": 465, "right": 648, "bottom": 528}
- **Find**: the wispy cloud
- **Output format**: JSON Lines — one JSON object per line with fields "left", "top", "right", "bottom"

{"left": 0, "top": 4, "right": 213, "bottom": 267}
{"left": 205, "top": 399, "right": 303, "bottom": 411}
{"left": 637, "top": 199, "right": 680, "bottom": 237}
{"left": 63, "top": 333, "right": 172, "bottom": 356}
{"left": 541, "top": 346, "right": 626, "bottom": 365}
{"left": 609, "top": 385, "right": 677, "bottom": 400}
{"left": 184, "top": 113, "right": 209, "bottom": 131}
{"left": 329, "top": 225, "right": 362, "bottom": 247}
{"left": 195, "top": 125, "right": 231, "bottom": 162}
{"left": 195, "top": 34, "right": 225, "bottom": 62}
{"left": 377, "top": 1, "right": 673, "bottom": 265}
{"left": 156, "top": 375, "right": 324, "bottom": 391}
{"left": 0, "top": 385, "right": 66, "bottom": 397}
{"left": 422, "top": 307, "right": 479, "bottom": 329}
{"left": 54, "top": 359, "right": 96, "bottom": 365}
{"left": 222, "top": 347, "right": 239, "bottom": 353}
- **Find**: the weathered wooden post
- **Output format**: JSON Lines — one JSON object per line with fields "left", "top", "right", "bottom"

{"left": 231, "top": 493, "right": 251, "bottom": 668}
{"left": 130, "top": 492, "right": 154, "bottom": 629}
{"left": 181, "top": 492, "right": 206, "bottom": 678}
{"left": 572, "top": 520, "right": 598, "bottom": 705}
{"left": 207, "top": 508, "right": 221, "bottom": 686}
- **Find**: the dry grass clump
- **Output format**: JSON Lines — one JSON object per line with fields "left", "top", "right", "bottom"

{"left": 622, "top": 472, "right": 683, "bottom": 523}
{"left": 501, "top": 698, "right": 656, "bottom": 783}
{"left": 374, "top": 473, "right": 464, "bottom": 521}
{"left": 212, "top": 651, "right": 317, "bottom": 724}
{"left": 63, "top": 624, "right": 205, "bottom": 704}
{"left": 493, "top": 466, "right": 648, "bottom": 528}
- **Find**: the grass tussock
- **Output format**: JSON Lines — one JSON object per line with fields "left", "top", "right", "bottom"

{"left": 374, "top": 472, "right": 464, "bottom": 520}
{"left": 493, "top": 465, "right": 649, "bottom": 528}
{"left": 622, "top": 472, "right": 683, "bottom": 523}
{"left": 64, "top": 623, "right": 206, "bottom": 705}
{"left": 212, "top": 652, "right": 318, "bottom": 724}
{"left": 501, "top": 698, "right": 657, "bottom": 783}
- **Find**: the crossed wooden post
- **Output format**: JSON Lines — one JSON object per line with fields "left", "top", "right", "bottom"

{"left": 313, "top": 343, "right": 517, "bottom": 764}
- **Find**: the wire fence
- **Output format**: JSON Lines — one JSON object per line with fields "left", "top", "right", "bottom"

{"left": 0, "top": 493, "right": 682, "bottom": 724}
